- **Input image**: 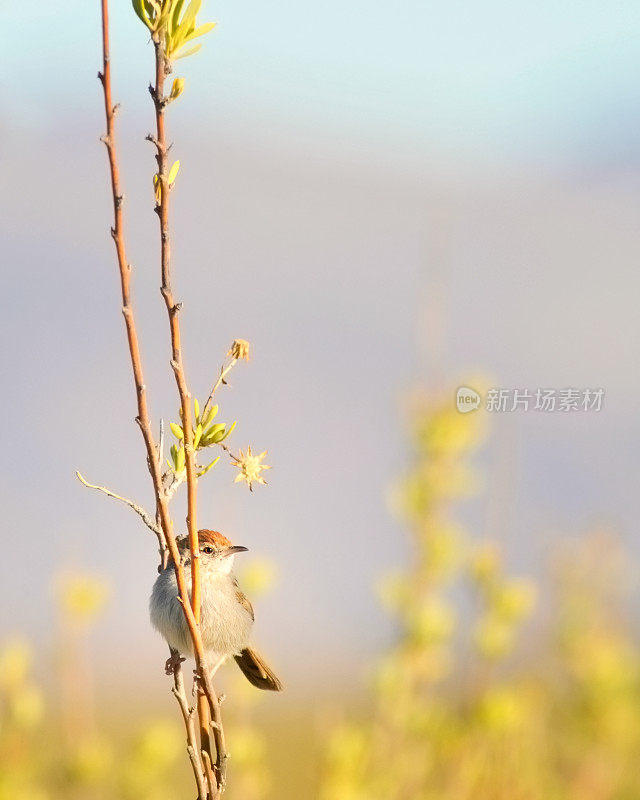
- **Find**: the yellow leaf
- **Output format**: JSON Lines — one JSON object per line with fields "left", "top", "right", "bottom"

{"left": 168, "top": 160, "right": 180, "bottom": 184}
{"left": 170, "top": 422, "right": 184, "bottom": 439}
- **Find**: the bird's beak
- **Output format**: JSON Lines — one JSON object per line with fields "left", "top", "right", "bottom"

{"left": 222, "top": 545, "right": 249, "bottom": 558}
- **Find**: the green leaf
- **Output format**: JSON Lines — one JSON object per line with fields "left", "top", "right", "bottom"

{"left": 171, "top": 0, "right": 185, "bottom": 33}
{"left": 194, "top": 423, "right": 204, "bottom": 449}
{"left": 218, "top": 420, "right": 236, "bottom": 442}
{"left": 173, "top": 43, "right": 202, "bottom": 60}
{"left": 170, "top": 422, "right": 184, "bottom": 439}
{"left": 201, "top": 404, "right": 218, "bottom": 428}
{"left": 132, "top": 0, "right": 153, "bottom": 29}
{"left": 194, "top": 397, "right": 200, "bottom": 424}
{"left": 176, "top": 446, "right": 185, "bottom": 472}
{"left": 201, "top": 423, "right": 226, "bottom": 446}
{"left": 184, "top": 21, "right": 216, "bottom": 43}
{"left": 169, "top": 0, "right": 201, "bottom": 53}
{"left": 197, "top": 456, "right": 220, "bottom": 477}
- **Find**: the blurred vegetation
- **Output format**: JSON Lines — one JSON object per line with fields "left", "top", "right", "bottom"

{"left": 320, "top": 396, "right": 640, "bottom": 800}
{"left": 2, "top": 396, "right": 639, "bottom": 798}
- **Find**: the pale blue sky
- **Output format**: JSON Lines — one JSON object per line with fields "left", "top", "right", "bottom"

{"left": 4, "top": 0, "right": 640, "bottom": 163}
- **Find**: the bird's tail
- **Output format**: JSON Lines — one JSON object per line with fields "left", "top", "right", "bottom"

{"left": 234, "top": 646, "right": 283, "bottom": 691}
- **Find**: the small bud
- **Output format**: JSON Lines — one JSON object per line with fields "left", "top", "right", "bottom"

{"left": 169, "top": 77, "right": 185, "bottom": 101}
{"left": 153, "top": 173, "right": 161, "bottom": 204}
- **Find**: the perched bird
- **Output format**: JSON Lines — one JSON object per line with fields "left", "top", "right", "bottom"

{"left": 150, "top": 528, "right": 282, "bottom": 691}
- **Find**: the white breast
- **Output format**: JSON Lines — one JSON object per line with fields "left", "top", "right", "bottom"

{"left": 149, "top": 566, "right": 254, "bottom": 661}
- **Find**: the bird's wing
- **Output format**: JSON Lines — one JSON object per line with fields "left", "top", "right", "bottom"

{"left": 234, "top": 579, "right": 255, "bottom": 621}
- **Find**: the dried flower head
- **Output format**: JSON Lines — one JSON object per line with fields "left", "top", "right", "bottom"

{"left": 228, "top": 339, "right": 250, "bottom": 361}
{"left": 233, "top": 446, "right": 270, "bottom": 491}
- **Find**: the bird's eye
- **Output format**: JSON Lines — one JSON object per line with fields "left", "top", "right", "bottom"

{"left": 202, "top": 546, "right": 214, "bottom": 554}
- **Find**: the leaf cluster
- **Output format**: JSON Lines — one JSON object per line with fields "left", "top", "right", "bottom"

{"left": 167, "top": 398, "right": 236, "bottom": 478}
{"left": 132, "top": 0, "right": 216, "bottom": 60}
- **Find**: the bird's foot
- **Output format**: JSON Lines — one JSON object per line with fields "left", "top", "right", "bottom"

{"left": 165, "top": 652, "right": 185, "bottom": 675}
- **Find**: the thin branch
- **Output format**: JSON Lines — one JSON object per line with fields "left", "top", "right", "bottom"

{"left": 158, "top": 417, "right": 165, "bottom": 472}
{"left": 98, "top": 0, "right": 170, "bottom": 567}
{"left": 201, "top": 667, "right": 228, "bottom": 793}
{"left": 171, "top": 653, "right": 207, "bottom": 798}
{"left": 150, "top": 39, "right": 201, "bottom": 624}
{"left": 201, "top": 357, "right": 238, "bottom": 421}
{"left": 76, "top": 471, "right": 162, "bottom": 538}
{"left": 201, "top": 750, "right": 218, "bottom": 800}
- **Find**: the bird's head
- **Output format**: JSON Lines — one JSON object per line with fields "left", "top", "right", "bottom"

{"left": 177, "top": 529, "right": 248, "bottom": 575}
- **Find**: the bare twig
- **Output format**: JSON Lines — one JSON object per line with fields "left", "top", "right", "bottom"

{"left": 201, "top": 668, "right": 228, "bottom": 792}
{"left": 158, "top": 417, "right": 165, "bottom": 472}
{"left": 76, "top": 471, "right": 162, "bottom": 539}
{"left": 171, "top": 654, "right": 207, "bottom": 798}
{"left": 149, "top": 38, "right": 201, "bottom": 623}
{"left": 98, "top": 0, "right": 171, "bottom": 570}
{"left": 201, "top": 750, "right": 218, "bottom": 800}
{"left": 201, "top": 357, "right": 238, "bottom": 421}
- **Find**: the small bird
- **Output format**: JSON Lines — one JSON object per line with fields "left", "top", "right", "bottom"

{"left": 150, "top": 528, "right": 282, "bottom": 691}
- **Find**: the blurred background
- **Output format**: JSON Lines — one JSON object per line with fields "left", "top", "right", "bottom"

{"left": 1, "top": 0, "right": 640, "bottom": 797}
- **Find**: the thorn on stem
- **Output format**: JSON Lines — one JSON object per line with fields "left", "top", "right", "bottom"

{"left": 112, "top": 103, "right": 121, "bottom": 115}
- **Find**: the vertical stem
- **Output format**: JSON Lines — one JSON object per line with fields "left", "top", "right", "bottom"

{"left": 98, "top": 3, "right": 223, "bottom": 796}
{"left": 99, "top": 0, "right": 169, "bottom": 566}
{"left": 149, "top": 38, "right": 227, "bottom": 793}
{"left": 151, "top": 40, "right": 201, "bottom": 623}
